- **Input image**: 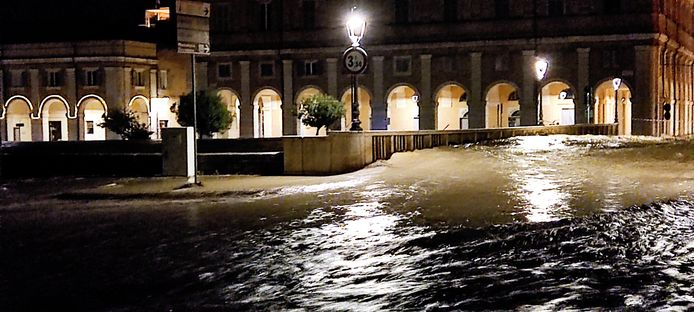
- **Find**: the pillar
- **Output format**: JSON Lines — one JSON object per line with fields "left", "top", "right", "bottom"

{"left": 0, "top": 69, "right": 4, "bottom": 141}
{"left": 65, "top": 68, "right": 79, "bottom": 141}
{"left": 419, "top": 54, "right": 434, "bottom": 130}
{"left": 372, "top": 56, "right": 386, "bottom": 130}
{"left": 239, "top": 61, "right": 253, "bottom": 138}
{"left": 469, "top": 52, "right": 484, "bottom": 128}
{"left": 29, "top": 69, "right": 42, "bottom": 141}
{"left": 632, "top": 45, "right": 659, "bottom": 136}
{"left": 327, "top": 58, "right": 338, "bottom": 98}
{"left": 521, "top": 50, "right": 537, "bottom": 126}
{"left": 576, "top": 48, "right": 590, "bottom": 124}
{"left": 282, "top": 60, "right": 296, "bottom": 136}
{"left": 196, "top": 61, "right": 209, "bottom": 91}
{"left": 104, "top": 67, "right": 124, "bottom": 139}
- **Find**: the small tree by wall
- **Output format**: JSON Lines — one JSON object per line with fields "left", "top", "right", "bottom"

{"left": 99, "top": 109, "right": 152, "bottom": 140}
{"left": 299, "top": 94, "right": 345, "bottom": 135}
{"left": 174, "top": 91, "right": 232, "bottom": 138}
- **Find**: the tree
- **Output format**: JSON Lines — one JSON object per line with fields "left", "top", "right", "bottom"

{"left": 174, "top": 91, "right": 232, "bottom": 137}
{"left": 298, "top": 94, "right": 345, "bottom": 135}
{"left": 99, "top": 109, "right": 152, "bottom": 140}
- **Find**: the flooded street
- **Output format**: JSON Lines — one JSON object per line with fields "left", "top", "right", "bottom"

{"left": 1, "top": 135, "right": 693, "bottom": 311}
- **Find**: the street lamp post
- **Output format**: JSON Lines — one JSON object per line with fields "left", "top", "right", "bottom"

{"left": 612, "top": 78, "right": 622, "bottom": 124}
{"left": 344, "top": 9, "right": 367, "bottom": 131}
{"left": 534, "top": 58, "right": 549, "bottom": 125}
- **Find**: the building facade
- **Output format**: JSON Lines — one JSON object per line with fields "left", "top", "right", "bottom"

{"left": 1, "top": 0, "right": 693, "bottom": 141}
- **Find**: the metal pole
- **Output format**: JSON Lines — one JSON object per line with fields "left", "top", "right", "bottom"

{"left": 350, "top": 74, "right": 362, "bottom": 131}
{"left": 537, "top": 82, "right": 543, "bottom": 125}
{"left": 192, "top": 54, "right": 199, "bottom": 185}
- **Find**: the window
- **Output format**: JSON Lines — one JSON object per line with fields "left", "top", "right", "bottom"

{"left": 260, "top": 62, "right": 274, "bottom": 77}
{"left": 602, "top": 50, "right": 619, "bottom": 68}
{"left": 444, "top": 0, "right": 458, "bottom": 22}
{"left": 86, "top": 121, "right": 95, "bottom": 134}
{"left": 495, "top": 54, "right": 509, "bottom": 71}
{"left": 301, "top": 60, "right": 321, "bottom": 76}
{"left": 133, "top": 70, "right": 146, "bottom": 87}
{"left": 394, "top": 56, "right": 411, "bottom": 75}
{"left": 302, "top": 0, "right": 316, "bottom": 29}
{"left": 548, "top": 0, "right": 564, "bottom": 16}
{"left": 47, "top": 70, "right": 63, "bottom": 88}
{"left": 218, "top": 64, "right": 232, "bottom": 79}
{"left": 395, "top": 0, "right": 409, "bottom": 24}
{"left": 159, "top": 120, "right": 168, "bottom": 130}
{"left": 84, "top": 69, "right": 100, "bottom": 87}
{"left": 603, "top": 0, "right": 621, "bottom": 14}
{"left": 495, "top": 0, "right": 509, "bottom": 18}
{"left": 213, "top": 4, "right": 231, "bottom": 32}
{"left": 159, "top": 70, "right": 168, "bottom": 90}
{"left": 10, "top": 70, "right": 28, "bottom": 88}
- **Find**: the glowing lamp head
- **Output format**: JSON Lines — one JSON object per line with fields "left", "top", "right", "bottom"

{"left": 534, "top": 58, "right": 549, "bottom": 81}
{"left": 346, "top": 11, "right": 366, "bottom": 46}
{"left": 612, "top": 78, "right": 622, "bottom": 91}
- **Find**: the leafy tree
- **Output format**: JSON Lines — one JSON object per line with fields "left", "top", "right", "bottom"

{"left": 99, "top": 109, "right": 152, "bottom": 140}
{"left": 174, "top": 91, "right": 232, "bottom": 137}
{"left": 298, "top": 94, "right": 345, "bottom": 135}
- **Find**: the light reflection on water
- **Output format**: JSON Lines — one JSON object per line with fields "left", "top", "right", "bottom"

{"left": 1, "top": 135, "right": 694, "bottom": 310}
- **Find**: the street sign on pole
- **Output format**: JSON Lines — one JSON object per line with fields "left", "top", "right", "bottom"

{"left": 176, "top": 0, "right": 210, "bottom": 56}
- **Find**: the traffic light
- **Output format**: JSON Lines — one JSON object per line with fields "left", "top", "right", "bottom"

{"left": 664, "top": 103, "right": 671, "bottom": 121}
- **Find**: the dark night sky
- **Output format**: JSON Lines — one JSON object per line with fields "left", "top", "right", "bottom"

{"left": 0, "top": 0, "right": 171, "bottom": 43}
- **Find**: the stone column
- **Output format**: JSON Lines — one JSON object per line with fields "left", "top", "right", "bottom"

{"left": 469, "top": 52, "right": 484, "bottom": 128}
{"left": 282, "top": 60, "right": 296, "bottom": 136}
{"left": 576, "top": 48, "right": 590, "bottom": 124}
{"left": 372, "top": 56, "right": 386, "bottom": 130}
{"left": 196, "top": 61, "right": 209, "bottom": 91}
{"left": 521, "top": 50, "right": 537, "bottom": 126}
{"left": 0, "top": 69, "right": 4, "bottom": 141}
{"left": 123, "top": 67, "right": 132, "bottom": 105}
{"left": 29, "top": 69, "right": 42, "bottom": 141}
{"left": 239, "top": 61, "right": 253, "bottom": 138}
{"left": 65, "top": 68, "right": 79, "bottom": 141}
{"left": 632, "top": 45, "right": 659, "bottom": 136}
{"left": 149, "top": 69, "right": 158, "bottom": 98}
{"left": 104, "top": 67, "right": 124, "bottom": 139}
{"left": 419, "top": 54, "right": 434, "bottom": 130}
{"left": 327, "top": 58, "right": 338, "bottom": 98}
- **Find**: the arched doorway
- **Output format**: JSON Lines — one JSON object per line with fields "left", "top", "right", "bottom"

{"left": 296, "top": 87, "right": 325, "bottom": 136}
{"left": 485, "top": 83, "right": 520, "bottom": 128}
{"left": 435, "top": 84, "right": 468, "bottom": 130}
{"left": 387, "top": 85, "right": 419, "bottom": 131}
{"left": 129, "top": 96, "right": 150, "bottom": 128}
{"left": 340, "top": 87, "right": 372, "bottom": 131}
{"left": 4, "top": 97, "right": 33, "bottom": 142}
{"left": 217, "top": 89, "right": 241, "bottom": 139}
{"left": 594, "top": 79, "right": 632, "bottom": 135}
{"left": 540, "top": 81, "right": 576, "bottom": 125}
{"left": 78, "top": 96, "right": 107, "bottom": 141}
{"left": 253, "top": 88, "right": 283, "bottom": 138}
{"left": 41, "top": 97, "right": 69, "bottom": 141}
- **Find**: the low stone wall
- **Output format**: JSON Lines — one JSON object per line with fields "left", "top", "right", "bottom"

{"left": 284, "top": 124, "right": 618, "bottom": 176}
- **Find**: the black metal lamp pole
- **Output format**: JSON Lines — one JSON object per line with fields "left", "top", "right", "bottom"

{"left": 350, "top": 73, "right": 362, "bottom": 131}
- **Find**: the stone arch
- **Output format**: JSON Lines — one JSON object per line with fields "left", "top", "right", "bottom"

{"left": 386, "top": 84, "right": 420, "bottom": 131}
{"left": 40, "top": 95, "right": 70, "bottom": 141}
{"left": 4, "top": 96, "right": 34, "bottom": 141}
{"left": 485, "top": 81, "right": 521, "bottom": 128}
{"left": 594, "top": 78, "right": 633, "bottom": 135}
{"left": 128, "top": 95, "right": 150, "bottom": 127}
{"left": 252, "top": 87, "right": 283, "bottom": 138}
{"left": 295, "top": 86, "right": 325, "bottom": 136}
{"left": 340, "top": 85, "right": 373, "bottom": 131}
{"left": 77, "top": 95, "right": 108, "bottom": 141}
{"left": 434, "top": 82, "right": 469, "bottom": 130}
{"left": 539, "top": 80, "right": 577, "bottom": 126}
{"left": 217, "top": 88, "right": 242, "bottom": 139}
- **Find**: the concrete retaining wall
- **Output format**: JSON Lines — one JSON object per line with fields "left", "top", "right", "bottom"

{"left": 284, "top": 124, "right": 618, "bottom": 176}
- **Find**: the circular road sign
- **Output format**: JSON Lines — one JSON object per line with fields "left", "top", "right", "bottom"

{"left": 343, "top": 47, "right": 368, "bottom": 74}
